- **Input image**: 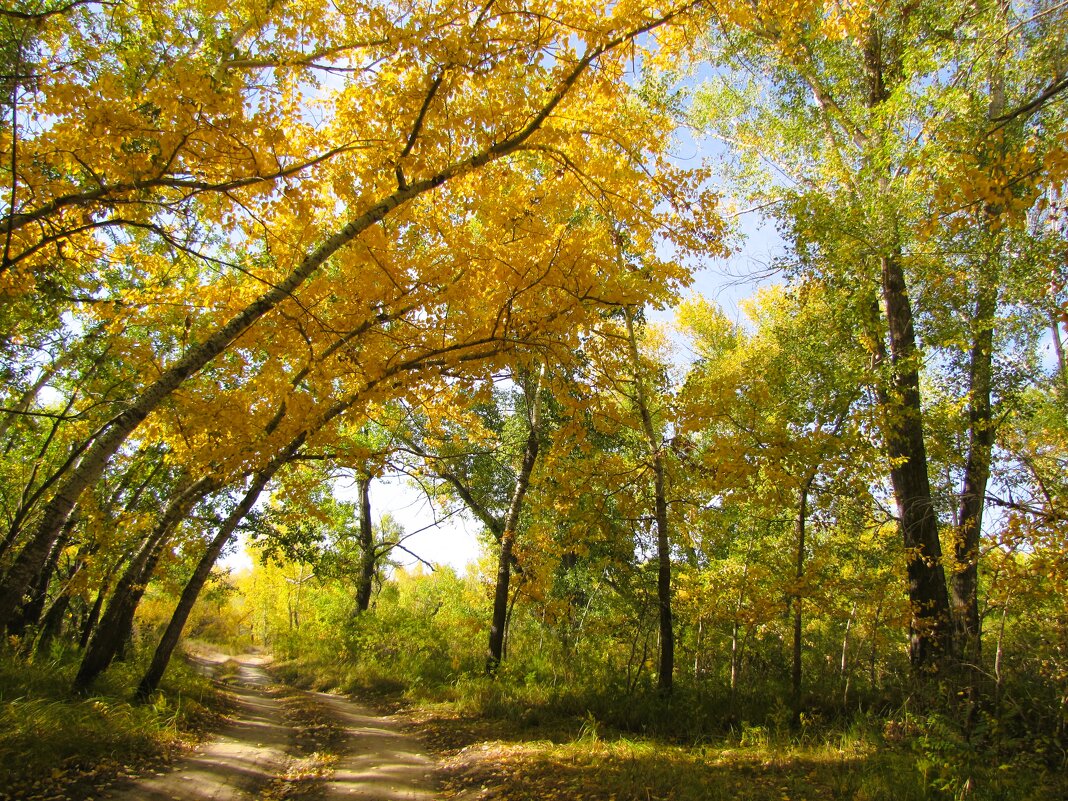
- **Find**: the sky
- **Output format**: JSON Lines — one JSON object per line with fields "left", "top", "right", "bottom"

{"left": 335, "top": 472, "right": 488, "bottom": 574}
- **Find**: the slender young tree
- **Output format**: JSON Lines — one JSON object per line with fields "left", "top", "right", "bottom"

{"left": 623, "top": 309, "right": 675, "bottom": 695}
{"left": 487, "top": 364, "right": 546, "bottom": 673}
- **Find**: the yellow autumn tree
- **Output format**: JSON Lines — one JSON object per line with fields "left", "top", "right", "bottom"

{"left": 0, "top": 0, "right": 727, "bottom": 630}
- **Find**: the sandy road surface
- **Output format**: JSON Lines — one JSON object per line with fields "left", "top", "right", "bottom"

{"left": 316, "top": 691, "right": 436, "bottom": 801}
{"left": 100, "top": 653, "right": 436, "bottom": 801}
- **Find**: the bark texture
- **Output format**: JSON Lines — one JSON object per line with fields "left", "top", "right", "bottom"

{"left": 355, "top": 475, "right": 375, "bottom": 613}
{"left": 486, "top": 366, "right": 544, "bottom": 673}
{"left": 879, "top": 251, "right": 954, "bottom": 670}
{"left": 951, "top": 281, "right": 996, "bottom": 666}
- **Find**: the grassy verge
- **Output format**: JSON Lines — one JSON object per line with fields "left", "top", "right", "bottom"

{"left": 270, "top": 652, "right": 1066, "bottom": 801}
{"left": 418, "top": 702, "right": 1065, "bottom": 801}
{"left": 433, "top": 731, "right": 905, "bottom": 801}
{"left": 0, "top": 647, "right": 232, "bottom": 801}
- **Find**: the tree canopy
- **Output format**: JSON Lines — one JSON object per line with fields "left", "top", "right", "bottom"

{"left": 1, "top": 1, "right": 1067, "bottom": 797}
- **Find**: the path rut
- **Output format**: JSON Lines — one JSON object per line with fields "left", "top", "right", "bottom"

{"left": 316, "top": 691, "right": 436, "bottom": 800}
{"left": 101, "top": 653, "right": 436, "bottom": 801}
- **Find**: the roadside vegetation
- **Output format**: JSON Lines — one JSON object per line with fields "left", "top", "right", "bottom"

{"left": 0, "top": 649, "right": 228, "bottom": 801}
{"left": 246, "top": 564, "right": 1066, "bottom": 801}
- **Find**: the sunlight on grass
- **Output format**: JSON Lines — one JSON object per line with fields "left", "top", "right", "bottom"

{"left": 439, "top": 732, "right": 920, "bottom": 801}
{"left": 425, "top": 699, "right": 1064, "bottom": 801}
{"left": 0, "top": 649, "right": 227, "bottom": 801}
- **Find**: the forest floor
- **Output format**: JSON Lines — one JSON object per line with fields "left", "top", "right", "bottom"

{"left": 404, "top": 703, "right": 886, "bottom": 801}
{"left": 98, "top": 651, "right": 437, "bottom": 801}
{"left": 18, "top": 649, "right": 1060, "bottom": 801}
{"left": 75, "top": 651, "right": 886, "bottom": 801}
{"left": 274, "top": 673, "right": 934, "bottom": 801}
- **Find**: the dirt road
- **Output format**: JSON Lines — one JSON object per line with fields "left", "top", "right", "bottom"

{"left": 101, "top": 654, "right": 436, "bottom": 801}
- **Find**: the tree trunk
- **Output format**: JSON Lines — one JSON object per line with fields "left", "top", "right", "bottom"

{"left": 34, "top": 554, "right": 89, "bottom": 657}
{"left": 878, "top": 251, "right": 954, "bottom": 672}
{"left": 625, "top": 310, "right": 674, "bottom": 695}
{"left": 730, "top": 536, "right": 754, "bottom": 700}
{"left": 33, "top": 588, "right": 71, "bottom": 658}
{"left": 74, "top": 477, "right": 214, "bottom": 692}
{"left": 869, "top": 603, "right": 882, "bottom": 689}
{"left": 952, "top": 17, "right": 1007, "bottom": 668}
{"left": 355, "top": 475, "right": 375, "bottom": 612}
{"left": 853, "top": 21, "right": 954, "bottom": 675}
{"left": 694, "top": 617, "right": 703, "bottom": 678}
{"left": 730, "top": 619, "right": 741, "bottom": 695}
{"left": 652, "top": 449, "right": 673, "bottom": 695}
{"left": 952, "top": 279, "right": 996, "bottom": 667}
{"left": 136, "top": 442, "right": 300, "bottom": 700}
{"left": 1051, "top": 312, "right": 1066, "bottom": 383}
{"left": 486, "top": 528, "right": 516, "bottom": 673}
{"left": 503, "top": 576, "right": 523, "bottom": 661}
{"left": 486, "top": 365, "right": 544, "bottom": 674}
{"left": 78, "top": 569, "right": 112, "bottom": 650}
{"left": 993, "top": 602, "right": 1008, "bottom": 713}
{"left": 290, "top": 563, "right": 308, "bottom": 632}
{"left": 791, "top": 475, "right": 814, "bottom": 720}
{"left": 841, "top": 601, "right": 856, "bottom": 707}
{"left": 7, "top": 528, "right": 67, "bottom": 639}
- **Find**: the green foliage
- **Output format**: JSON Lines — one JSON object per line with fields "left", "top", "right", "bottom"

{"left": 265, "top": 566, "right": 488, "bottom": 697}
{"left": 2, "top": 5, "right": 1065, "bottom": 801}
{"left": 193, "top": 509, "right": 1067, "bottom": 801}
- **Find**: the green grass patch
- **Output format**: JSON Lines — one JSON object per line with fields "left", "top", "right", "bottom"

{"left": 275, "top": 649, "right": 1066, "bottom": 801}
{"left": 429, "top": 717, "right": 1064, "bottom": 801}
{"left": 270, "top": 650, "right": 408, "bottom": 703}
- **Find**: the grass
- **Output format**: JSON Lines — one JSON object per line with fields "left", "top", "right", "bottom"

{"left": 435, "top": 734, "right": 907, "bottom": 801}
{"left": 0, "top": 645, "right": 231, "bottom": 801}
{"left": 268, "top": 648, "right": 1067, "bottom": 801}
{"left": 421, "top": 706, "right": 1065, "bottom": 801}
